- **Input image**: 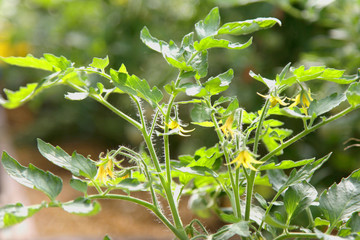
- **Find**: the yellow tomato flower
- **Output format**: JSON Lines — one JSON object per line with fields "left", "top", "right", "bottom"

{"left": 289, "top": 89, "right": 313, "bottom": 115}
{"left": 220, "top": 115, "right": 235, "bottom": 139}
{"left": 228, "top": 150, "right": 262, "bottom": 171}
{"left": 257, "top": 92, "right": 288, "bottom": 108}
{"left": 95, "top": 155, "right": 115, "bottom": 183}
{"left": 165, "top": 120, "right": 195, "bottom": 137}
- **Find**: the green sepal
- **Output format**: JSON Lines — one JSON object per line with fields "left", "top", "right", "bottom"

{"left": 346, "top": 82, "right": 360, "bottom": 107}
{"left": 61, "top": 197, "right": 100, "bottom": 216}
{"left": 218, "top": 17, "right": 281, "bottom": 36}
{"left": 195, "top": 7, "right": 220, "bottom": 40}
{"left": 37, "top": 139, "right": 97, "bottom": 179}
{"left": 319, "top": 168, "right": 360, "bottom": 227}
{"left": 1, "top": 152, "right": 62, "bottom": 201}
{"left": 0, "top": 203, "right": 45, "bottom": 228}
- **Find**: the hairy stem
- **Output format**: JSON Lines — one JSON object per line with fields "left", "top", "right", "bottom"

{"left": 245, "top": 99, "right": 270, "bottom": 221}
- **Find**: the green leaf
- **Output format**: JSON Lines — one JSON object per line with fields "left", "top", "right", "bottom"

{"left": 213, "top": 221, "right": 250, "bottom": 239}
{"left": 194, "top": 37, "right": 252, "bottom": 51}
{"left": 111, "top": 69, "right": 163, "bottom": 107}
{"left": 319, "top": 168, "right": 360, "bottom": 227}
{"left": 140, "top": 26, "right": 164, "bottom": 53}
{"left": 188, "top": 50, "right": 208, "bottom": 79}
{"left": 115, "top": 178, "right": 148, "bottom": 192}
{"left": 219, "top": 213, "right": 241, "bottom": 224}
{"left": 249, "top": 70, "right": 275, "bottom": 90}
{"left": 254, "top": 192, "right": 268, "bottom": 209}
{"left": 43, "top": 53, "right": 72, "bottom": 71}
{"left": 1, "top": 83, "right": 38, "bottom": 109}
{"left": 314, "top": 217, "right": 330, "bottom": 227}
{"left": 64, "top": 92, "right": 89, "bottom": 101}
{"left": 264, "top": 214, "right": 288, "bottom": 229}
{"left": 259, "top": 158, "right": 315, "bottom": 171}
{"left": 292, "top": 65, "right": 325, "bottom": 82}
{"left": 191, "top": 102, "right": 212, "bottom": 122}
{"left": 346, "top": 82, "right": 360, "bottom": 107}
{"left": 1, "top": 152, "right": 62, "bottom": 201}
{"left": 173, "top": 166, "right": 218, "bottom": 178}
{"left": 0, "top": 203, "right": 44, "bottom": 228}
{"left": 284, "top": 182, "right": 317, "bottom": 221}
{"left": 268, "top": 153, "right": 331, "bottom": 192}
{"left": 37, "top": 139, "right": 97, "bottom": 179}
{"left": 223, "top": 98, "right": 239, "bottom": 116}
{"left": 314, "top": 229, "right": 347, "bottom": 240}
{"left": 308, "top": 93, "right": 346, "bottom": 117}
{"left": 0, "top": 54, "right": 54, "bottom": 71}
{"left": 103, "top": 235, "right": 112, "bottom": 240}
{"left": 62, "top": 198, "right": 100, "bottom": 216}
{"left": 195, "top": 7, "right": 220, "bottom": 39}
{"left": 89, "top": 56, "right": 109, "bottom": 71}
{"left": 0, "top": 71, "right": 70, "bottom": 109}
{"left": 268, "top": 105, "right": 310, "bottom": 119}
{"left": 203, "top": 69, "right": 234, "bottom": 96}
{"left": 182, "top": 83, "right": 207, "bottom": 97}
{"left": 285, "top": 66, "right": 358, "bottom": 86}
{"left": 70, "top": 178, "right": 88, "bottom": 193}
{"left": 262, "top": 128, "right": 293, "bottom": 155}
{"left": 218, "top": 17, "right": 281, "bottom": 36}
{"left": 346, "top": 212, "right": 360, "bottom": 232}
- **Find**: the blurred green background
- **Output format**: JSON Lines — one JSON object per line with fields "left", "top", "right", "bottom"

{"left": 1, "top": 0, "right": 360, "bottom": 190}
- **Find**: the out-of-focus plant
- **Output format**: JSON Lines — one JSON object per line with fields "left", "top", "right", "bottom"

{"left": 1, "top": 7, "right": 360, "bottom": 239}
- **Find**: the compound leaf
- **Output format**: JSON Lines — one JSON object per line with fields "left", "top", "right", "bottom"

{"left": 1, "top": 152, "right": 62, "bottom": 201}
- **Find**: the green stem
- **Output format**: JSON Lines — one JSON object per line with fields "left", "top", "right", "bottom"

{"left": 161, "top": 70, "right": 186, "bottom": 232}
{"left": 260, "top": 105, "right": 358, "bottom": 163}
{"left": 206, "top": 98, "right": 241, "bottom": 219}
{"left": 273, "top": 232, "right": 318, "bottom": 240}
{"left": 245, "top": 99, "right": 270, "bottom": 221}
{"left": 88, "top": 194, "right": 185, "bottom": 240}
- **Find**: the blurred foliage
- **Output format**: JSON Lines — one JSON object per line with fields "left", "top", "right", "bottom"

{"left": 1, "top": 0, "right": 360, "bottom": 187}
